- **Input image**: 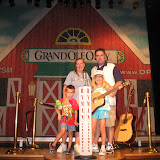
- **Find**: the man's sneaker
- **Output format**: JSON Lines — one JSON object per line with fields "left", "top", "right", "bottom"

{"left": 99, "top": 148, "right": 106, "bottom": 156}
{"left": 57, "top": 143, "right": 67, "bottom": 153}
{"left": 49, "top": 142, "right": 56, "bottom": 154}
{"left": 92, "top": 144, "right": 99, "bottom": 153}
{"left": 74, "top": 143, "right": 80, "bottom": 153}
{"left": 106, "top": 142, "right": 114, "bottom": 154}
{"left": 66, "top": 147, "right": 72, "bottom": 155}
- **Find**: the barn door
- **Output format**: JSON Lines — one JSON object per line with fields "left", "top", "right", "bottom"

{"left": 36, "top": 79, "right": 62, "bottom": 136}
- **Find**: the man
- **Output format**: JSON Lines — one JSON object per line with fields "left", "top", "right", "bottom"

{"left": 91, "top": 48, "right": 124, "bottom": 154}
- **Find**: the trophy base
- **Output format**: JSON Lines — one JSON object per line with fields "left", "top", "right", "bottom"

{"left": 143, "top": 147, "right": 159, "bottom": 153}
{"left": 75, "top": 155, "right": 97, "bottom": 159}
{"left": 113, "top": 143, "right": 120, "bottom": 149}
{"left": 6, "top": 148, "right": 23, "bottom": 154}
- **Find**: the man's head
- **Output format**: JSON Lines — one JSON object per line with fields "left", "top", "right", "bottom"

{"left": 95, "top": 48, "right": 107, "bottom": 66}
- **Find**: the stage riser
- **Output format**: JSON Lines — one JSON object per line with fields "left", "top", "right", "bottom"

{"left": 0, "top": 156, "right": 44, "bottom": 160}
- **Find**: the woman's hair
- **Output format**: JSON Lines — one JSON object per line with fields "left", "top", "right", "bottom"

{"left": 74, "top": 58, "right": 85, "bottom": 76}
{"left": 92, "top": 76, "right": 108, "bottom": 90}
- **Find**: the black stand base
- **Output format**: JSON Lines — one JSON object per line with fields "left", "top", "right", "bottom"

{"left": 75, "top": 155, "right": 97, "bottom": 159}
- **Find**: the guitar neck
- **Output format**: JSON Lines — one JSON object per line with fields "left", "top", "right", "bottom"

{"left": 97, "top": 86, "right": 119, "bottom": 100}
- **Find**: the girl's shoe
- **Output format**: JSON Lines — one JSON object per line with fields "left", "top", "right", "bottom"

{"left": 92, "top": 144, "right": 99, "bottom": 153}
{"left": 99, "top": 148, "right": 106, "bottom": 155}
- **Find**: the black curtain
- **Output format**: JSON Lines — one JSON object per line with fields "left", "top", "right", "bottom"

{"left": 145, "top": 1, "right": 160, "bottom": 134}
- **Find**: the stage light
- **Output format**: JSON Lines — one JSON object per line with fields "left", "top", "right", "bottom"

{"left": 108, "top": 0, "right": 114, "bottom": 9}
{"left": 9, "top": 0, "right": 15, "bottom": 7}
{"left": 58, "top": 0, "right": 62, "bottom": 2}
{"left": 145, "top": 0, "right": 152, "bottom": 8}
{"left": 86, "top": 0, "right": 91, "bottom": 4}
{"left": 132, "top": 1, "right": 139, "bottom": 10}
{"left": 78, "top": 0, "right": 84, "bottom": 8}
{"left": 27, "top": 0, "right": 32, "bottom": 4}
{"left": 95, "top": 0, "right": 101, "bottom": 9}
{"left": 64, "top": 0, "right": 69, "bottom": 7}
{"left": 46, "top": 0, "right": 52, "bottom": 8}
{"left": 118, "top": 0, "right": 124, "bottom": 6}
{"left": 73, "top": 0, "right": 77, "bottom": 8}
{"left": 34, "top": 0, "right": 40, "bottom": 7}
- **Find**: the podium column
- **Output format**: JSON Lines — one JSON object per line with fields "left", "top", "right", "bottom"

{"left": 75, "top": 86, "right": 96, "bottom": 159}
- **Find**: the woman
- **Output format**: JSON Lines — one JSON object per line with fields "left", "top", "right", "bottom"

{"left": 57, "top": 58, "right": 91, "bottom": 153}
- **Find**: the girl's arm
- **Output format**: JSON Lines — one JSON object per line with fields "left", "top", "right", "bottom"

{"left": 105, "top": 81, "right": 123, "bottom": 97}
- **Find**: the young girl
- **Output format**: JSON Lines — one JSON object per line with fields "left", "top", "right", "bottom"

{"left": 92, "top": 70, "right": 116, "bottom": 155}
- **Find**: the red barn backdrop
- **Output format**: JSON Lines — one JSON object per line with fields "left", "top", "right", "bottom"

{"left": 0, "top": 2, "right": 153, "bottom": 141}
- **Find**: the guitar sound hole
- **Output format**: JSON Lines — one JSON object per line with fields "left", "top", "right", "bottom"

{"left": 120, "top": 129, "right": 127, "bottom": 131}
{"left": 123, "top": 119, "right": 127, "bottom": 124}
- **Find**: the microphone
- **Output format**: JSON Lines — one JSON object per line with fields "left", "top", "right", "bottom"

{"left": 83, "top": 72, "right": 86, "bottom": 86}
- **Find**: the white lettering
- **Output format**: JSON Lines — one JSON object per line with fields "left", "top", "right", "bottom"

{"left": 0, "top": 67, "right": 12, "bottom": 74}
{"left": 120, "top": 70, "right": 150, "bottom": 75}
{"left": 139, "top": 70, "right": 145, "bottom": 75}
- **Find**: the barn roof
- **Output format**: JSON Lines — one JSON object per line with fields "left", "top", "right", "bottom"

{"left": 0, "top": 1, "right": 150, "bottom": 64}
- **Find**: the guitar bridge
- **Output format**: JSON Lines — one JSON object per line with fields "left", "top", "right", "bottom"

{"left": 93, "top": 98, "right": 98, "bottom": 103}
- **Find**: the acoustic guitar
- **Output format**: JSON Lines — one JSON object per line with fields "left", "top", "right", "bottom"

{"left": 91, "top": 81, "right": 131, "bottom": 114}
{"left": 114, "top": 89, "right": 136, "bottom": 144}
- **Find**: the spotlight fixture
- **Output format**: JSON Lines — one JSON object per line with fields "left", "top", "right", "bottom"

{"left": 95, "top": 0, "right": 101, "bottom": 9}
{"left": 9, "top": 0, "right": 15, "bottom": 7}
{"left": 27, "top": 0, "right": 32, "bottom": 4}
{"left": 46, "top": 0, "right": 52, "bottom": 8}
{"left": 78, "top": 0, "right": 84, "bottom": 8}
{"left": 118, "top": 0, "right": 124, "bottom": 6}
{"left": 86, "top": 0, "right": 91, "bottom": 4}
{"left": 73, "top": 0, "right": 77, "bottom": 8}
{"left": 64, "top": 0, "right": 69, "bottom": 7}
{"left": 108, "top": 0, "right": 114, "bottom": 9}
{"left": 145, "top": 0, "right": 152, "bottom": 8}
{"left": 34, "top": 0, "right": 40, "bottom": 7}
{"left": 132, "top": 1, "right": 139, "bottom": 10}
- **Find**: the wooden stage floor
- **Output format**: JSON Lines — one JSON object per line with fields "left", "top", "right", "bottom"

{"left": 0, "top": 143, "right": 160, "bottom": 160}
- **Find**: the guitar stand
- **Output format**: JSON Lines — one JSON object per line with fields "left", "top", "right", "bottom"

{"left": 121, "top": 143, "right": 134, "bottom": 152}
{"left": 128, "top": 143, "right": 134, "bottom": 152}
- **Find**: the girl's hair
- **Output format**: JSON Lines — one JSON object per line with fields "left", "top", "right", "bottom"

{"left": 74, "top": 58, "right": 85, "bottom": 76}
{"left": 92, "top": 76, "right": 108, "bottom": 90}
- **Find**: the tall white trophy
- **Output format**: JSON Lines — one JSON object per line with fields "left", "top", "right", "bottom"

{"left": 75, "top": 85, "right": 96, "bottom": 159}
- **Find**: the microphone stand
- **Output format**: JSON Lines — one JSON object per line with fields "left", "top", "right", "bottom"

{"left": 6, "top": 92, "right": 22, "bottom": 154}
{"left": 143, "top": 92, "right": 158, "bottom": 153}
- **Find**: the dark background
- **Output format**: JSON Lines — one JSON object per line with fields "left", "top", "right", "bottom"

{"left": 145, "top": 1, "right": 160, "bottom": 134}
